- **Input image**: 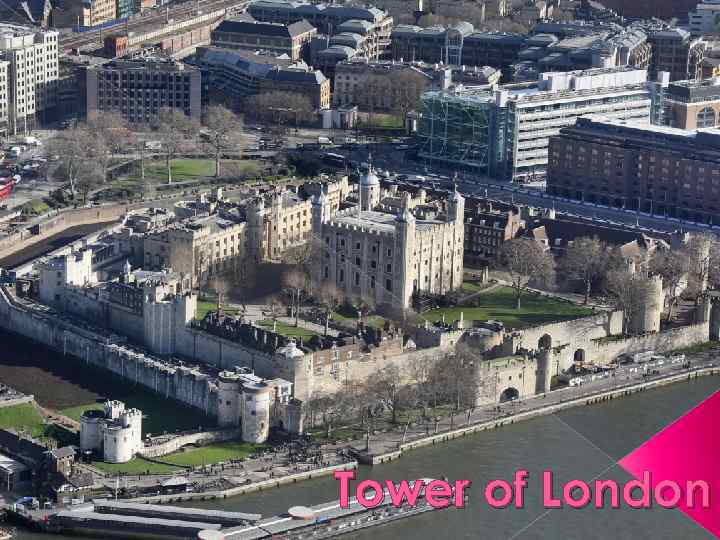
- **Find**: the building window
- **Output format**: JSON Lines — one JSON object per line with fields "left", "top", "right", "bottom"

{"left": 386, "top": 279, "right": 392, "bottom": 291}
{"left": 697, "top": 107, "right": 716, "bottom": 128}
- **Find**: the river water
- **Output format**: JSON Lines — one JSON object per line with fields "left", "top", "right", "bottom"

{"left": 11, "top": 374, "right": 718, "bottom": 540}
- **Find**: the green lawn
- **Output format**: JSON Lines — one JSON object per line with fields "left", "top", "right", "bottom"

{"left": 61, "top": 394, "right": 212, "bottom": 437}
{"left": 460, "top": 281, "right": 490, "bottom": 294}
{"left": 257, "top": 320, "right": 318, "bottom": 339}
{"left": 424, "top": 286, "right": 594, "bottom": 329}
{"left": 110, "top": 158, "right": 255, "bottom": 194}
{"left": 0, "top": 403, "right": 46, "bottom": 438}
{"left": 93, "top": 441, "right": 267, "bottom": 474}
{"left": 330, "top": 310, "right": 385, "bottom": 330}
{"left": 196, "top": 301, "right": 242, "bottom": 321}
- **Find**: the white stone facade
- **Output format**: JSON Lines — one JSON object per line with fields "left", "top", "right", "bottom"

{"left": 312, "top": 179, "right": 465, "bottom": 309}
{"left": 79, "top": 400, "right": 143, "bottom": 464}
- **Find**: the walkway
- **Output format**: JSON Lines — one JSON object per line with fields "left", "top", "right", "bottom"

{"left": 344, "top": 349, "right": 719, "bottom": 459}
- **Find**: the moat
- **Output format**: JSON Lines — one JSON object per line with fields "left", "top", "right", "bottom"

{"left": 1, "top": 330, "right": 717, "bottom": 540}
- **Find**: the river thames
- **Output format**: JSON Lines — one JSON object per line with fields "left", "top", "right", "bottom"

{"left": 12, "top": 374, "right": 718, "bottom": 540}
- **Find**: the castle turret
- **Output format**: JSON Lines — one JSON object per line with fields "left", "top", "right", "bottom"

{"left": 396, "top": 207, "right": 416, "bottom": 310}
{"left": 359, "top": 157, "right": 381, "bottom": 211}
{"left": 275, "top": 340, "right": 312, "bottom": 401}
{"left": 240, "top": 381, "right": 271, "bottom": 444}
{"left": 79, "top": 409, "right": 105, "bottom": 453}
{"left": 311, "top": 192, "right": 331, "bottom": 236}
{"left": 246, "top": 197, "right": 266, "bottom": 262}
{"left": 629, "top": 275, "right": 664, "bottom": 334}
{"left": 216, "top": 371, "right": 241, "bottom": 427}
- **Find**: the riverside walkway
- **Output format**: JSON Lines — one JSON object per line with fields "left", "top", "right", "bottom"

{"left": 345, "top": 350, "right": 720, "bottom": 464}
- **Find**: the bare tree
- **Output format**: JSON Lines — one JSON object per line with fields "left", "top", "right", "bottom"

{"left": 307, "top": 394, "right": 349, "bottom": 439}
{"left": 49, "top": 127, "right": 103, "bottom": 200}
{"left": 650, "top": 250, "right": 688, "bottom": 322}
{"left": 243, "top": 92, "right": 314, "bottom": 125}
{"left": 317, "top": 283, "right": 343, "bottom": 336}
{"left": 282, "top": 268, "right": 309, "bottom": 327}
{"left": 393, "top": 70, "right": 428, "bottom": 122}
{"left": 367, "top": 364, "right": 406, "bottom": 424}
{"left": 561, "top": 236, "right": 610, "bottom": 304}
{"left": 152, "top": 108, "right": 197, "bottom": 184}
{"left": 202, "top": 105, "right": 243, "bottom": 178}
{"left": 605, "top": 270, "right": 655, "bottom": 335}
{"left": 497, "top": 238, "right": 555, "bottom": 309}
{"left": 209, "top": 275, "right": 232, "bottom": 312}
{"left": 86, "top": 112, "right": 130, "bottom": 183}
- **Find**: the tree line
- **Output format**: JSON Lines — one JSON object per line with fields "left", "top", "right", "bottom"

{"left": 49, "top": 104, "right": 246, "bottom": 205}
{"left": 495, "top": 232, "right": 720, "bottom": 333}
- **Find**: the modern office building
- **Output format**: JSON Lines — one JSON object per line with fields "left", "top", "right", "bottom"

{"left": 85, "top": 57, "right": 201, "bottom": 123}
{"left": 689, "top": 0, "right": 720, "bottom": 36}
{"left": 547, "top": 116, "right": 720, "bottom": 224}
{"left": 193, "top": 47, "right": 330, "bottom": 109}
{"left": 417, "top": 67, "right": 652, "bottom": 182}
{"left": 210, "top": 19, "right": 317, "bottom": 62}
{"left": 0, "top": 25, "right": 59, "bottom": 135}
{"left": 647, "top": 27, "right": 705, "bottom": 81}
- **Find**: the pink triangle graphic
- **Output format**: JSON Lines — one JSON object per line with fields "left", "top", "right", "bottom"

{"left": 618, "top": 389, "right": 720, "bottom": 538}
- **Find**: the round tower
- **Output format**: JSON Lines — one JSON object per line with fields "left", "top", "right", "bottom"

{"left": 275, "top": 339, "right": 312, "bottom": 401}
{"left": 241, "top": 382, "right": 271, "bottom": 444}
{"left": 103, "top": 423, "right": 135, "bottom": 463}
{"left": 79, "top": 409, "right": 105, "bottom": 453}
{"left": 630, "top": 275, "right": 664, "bottom": 334}
{"left": 216, "top": 371, "right": 241, "bottom": 427}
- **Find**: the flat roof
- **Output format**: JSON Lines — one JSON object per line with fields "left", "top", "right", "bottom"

{"left": 55, "top": 511, "right": 222, "bottom": 531}
{"left": 94, "top": 500, "right": 261, "bottom": 523}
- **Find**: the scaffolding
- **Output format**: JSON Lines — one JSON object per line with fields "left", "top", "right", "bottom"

{"left": 416, "top": 91, "right": 494, "bottom": 170}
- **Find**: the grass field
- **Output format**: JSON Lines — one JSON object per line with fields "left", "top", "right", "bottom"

{"left": 0, "top": 403, "right": 46, "bottom": 438}
{"left": 257, "top": 320, "right": 318, "bottom": 339}
{"left": 330, "top": 310, "right": 386, "bottom": 330}
{"left": 195, "top": 301, "right": 242, "bottom": 321}
{"left": 111, "top": 158, "right": 255, "bottom": 193}
{"left": 93, "top": 441, "right": 267, "bottom": 474}
{"left": 424, "top": 286, "right": 594, "bottom": 329}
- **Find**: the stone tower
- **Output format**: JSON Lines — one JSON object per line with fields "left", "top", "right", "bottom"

{"left": 246, "top": 197, "right": 266, "bottom": 262}
{"left": 241, "top": 381, "right": 271, "bottom": 444}
{"left": 629, "top": 275, "right": 664, "bottom": 334}
{"left": 396, "top": 206, "right": 417, "bottom": 309}
{"left": 216, "top": 371, "right": 241, "bottom": 427}
{"left": 447, "top": 188, "right": 465, "bottom": 290}
{"left": 311, "top": 191, "right": 331, "bottom": 236}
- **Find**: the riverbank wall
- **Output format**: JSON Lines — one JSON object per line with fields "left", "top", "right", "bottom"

{"left": 359, "top": 367, "right": 719, "bottom": 465}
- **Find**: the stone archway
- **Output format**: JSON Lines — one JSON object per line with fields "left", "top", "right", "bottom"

{"left": 499, "top": 387, "right": 520, "bottom": 403}
{"left": 573, "top": 348, "right": 586, "bottom": 364}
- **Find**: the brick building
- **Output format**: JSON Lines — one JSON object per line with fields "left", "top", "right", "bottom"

{"left": 547, "top": 116, "right": 720, "bottom": 224}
